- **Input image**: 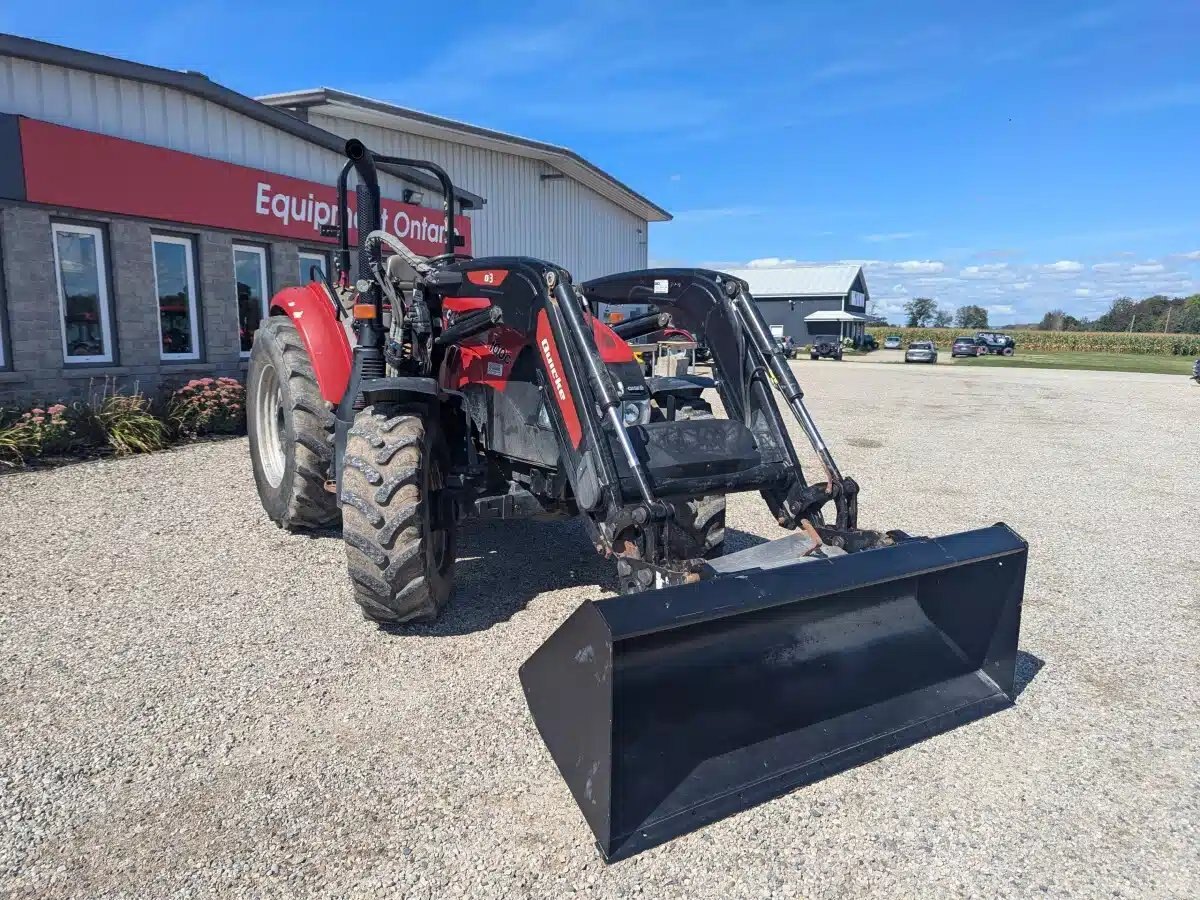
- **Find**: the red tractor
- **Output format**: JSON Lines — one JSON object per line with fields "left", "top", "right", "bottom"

{"left": 247, "top": 140, "right": 1027, "bottom": 862}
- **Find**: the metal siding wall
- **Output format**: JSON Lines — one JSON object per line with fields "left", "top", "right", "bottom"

{"left": 0, "top": 54, "right": 650, "bottom": 281}
{"left": 0, "top": 55, "right": 413, "bottom": 201}
{"left": 309, "top": 113, "right": 648, "bottom": 281}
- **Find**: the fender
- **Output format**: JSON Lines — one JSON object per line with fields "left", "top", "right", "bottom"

{"left": 590, "top": 318, "right": 636, "bottom": 364}
{"left": 268, "top": 284, "right": 352, "bottom": 403}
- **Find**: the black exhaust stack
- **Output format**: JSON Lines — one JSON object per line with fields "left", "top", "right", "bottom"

{"left": 520, "top": 524, "right": 1027, "bottom": 862}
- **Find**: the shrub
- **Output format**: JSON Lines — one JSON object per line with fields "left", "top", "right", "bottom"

{"left": 94, "top": 392, "right": 168, "bottom": 455}
{"left": 166, "top": 377, "right": 246, "bottom": 437}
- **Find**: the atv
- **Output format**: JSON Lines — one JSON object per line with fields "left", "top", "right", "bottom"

{"left": 247, "top": 140, "right": 1027, "bottom": 862}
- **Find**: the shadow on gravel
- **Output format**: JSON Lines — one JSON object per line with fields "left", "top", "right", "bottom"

{"left": 1013, "top": 650, "right": 1046, "bottom": 698}
{"left": 371, "top": 521, "right": 772, "bottom": 638}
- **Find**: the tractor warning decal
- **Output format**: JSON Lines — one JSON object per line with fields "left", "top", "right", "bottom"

{"left": 535, "top": 310, "right": 583, "bottom": 447}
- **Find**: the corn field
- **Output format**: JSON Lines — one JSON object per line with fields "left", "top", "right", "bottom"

{"left": 867, "top": 327, "right": 1200, "bottom": 356}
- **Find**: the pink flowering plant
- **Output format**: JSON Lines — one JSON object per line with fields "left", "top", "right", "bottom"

{"left": 0, "top": 402, "right": 77, "bottom": 465}
{"left": 167, "top": 376, "right": 246, "bottom": 437}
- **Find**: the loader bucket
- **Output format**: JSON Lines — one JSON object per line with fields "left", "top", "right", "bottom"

{"left": 519, "top": 523, "right": 1027, "bottom": 862}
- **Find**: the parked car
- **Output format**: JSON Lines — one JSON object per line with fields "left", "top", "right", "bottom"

{"left": 1193, "top": 359, "right": 1200, "bottom": 384}
{"left": 883, "top": 334, "right": 902, "bottom": 350}
{"left": 951, "top": 335, "right": 987, "bottom": 358}
{"left": 810, "top": 338, "right": 843, "bottom": 361}
{"left": 976, "top": 331, "right": 1016, "bottom": 356}
{"left": 859, "top": 334, "right": 879, "bottom": 352}
{"left": 905, "top": 340, "right": 938, "bottom": 364}
{"left": 776, "top": 335, "right": 798, "bottom": 359}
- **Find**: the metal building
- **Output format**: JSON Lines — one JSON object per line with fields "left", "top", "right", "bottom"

{"left": 257, "top": 89, "right": 668, "bottom": 281}
{"left": 723, "top": 265, "right": 870, "bottom": 345}
{"left": 0, "top": 34, "right": 668, "bottom": 404}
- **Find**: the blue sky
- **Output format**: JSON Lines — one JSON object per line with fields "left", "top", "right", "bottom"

{"left": 4, "top": 0, "right": 1199, "bottom": 323}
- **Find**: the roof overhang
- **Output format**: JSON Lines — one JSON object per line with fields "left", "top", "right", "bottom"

{"left": 257, "top": 88, "right": 671, "bottom": 223}
{"left": 0, "top": 34, "right": 484, "bottom": 209}
{"left": 804, "top": 310, "right": 867, "bottom": 322}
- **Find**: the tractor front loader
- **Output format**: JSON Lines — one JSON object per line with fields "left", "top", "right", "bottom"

{"left": 247, "top": 140, "right": 1027, "bottom": 862}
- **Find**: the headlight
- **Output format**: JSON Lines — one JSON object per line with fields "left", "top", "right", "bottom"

{"left": 622, "top": 399, "right": 650, "bottom": 426}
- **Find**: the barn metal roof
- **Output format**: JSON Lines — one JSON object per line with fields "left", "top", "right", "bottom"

{"left": 0, "top": 33, "right": 485, "bottom": 208}
{"left": 722, "top": 264, "right": 865, "bottom": 298}
{"left": 804, "top": 310, "right": 867, "bottom": 322}
{"left": 257, "top": 88, "right": 671, "bottom": 223}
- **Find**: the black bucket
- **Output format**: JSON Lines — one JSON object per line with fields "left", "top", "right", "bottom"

{"left": 519, "top": 524, "right": 1027, "bottom": 862}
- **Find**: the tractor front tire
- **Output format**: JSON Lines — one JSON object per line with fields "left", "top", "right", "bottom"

{"left": 341, "top": 407, "right": 456, "bottom": 625}
{"left": 247, "top": 316, "right": 339, "bottom": 529}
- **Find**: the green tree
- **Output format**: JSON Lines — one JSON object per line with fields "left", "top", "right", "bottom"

{"left": 1093, "top": 297, "right": 1137, "bottom": 331}
{"left": 904, "top": 297, "right": 937, "bottom": 328}
{"left": 954, "top": 305, "right": 989, "bottom": 329}
{"left": 933, "top": 308, "right": 953, "bottom": 328}
{"left": 1040, "top": 309, "right": 1066, "bottom": 331}
{"left": 1175, "top": 296, "right": 1200, "bottom": 333}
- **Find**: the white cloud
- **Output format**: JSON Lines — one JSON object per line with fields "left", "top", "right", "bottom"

{"left": 1179, "top": 250, "right": 1200, "bottom": 260}
{"left": 668, "top": 173, "right": 681, "bottom": 182}
{"left": 1040, "top": 260, "right": 1084, "bottom": 273}
{"left": 893, "top": 260, "right": 945, "bottom": 273}
{"left": 960, "top": 263, "right": 1009, "bottom": 276}
{"left": 863, "top": 231, "right": 919, "bottom": 243}
{"left": 717, "top": 248, "right": 1199, "bottom": 326}
{"left": 745, "top": 256, "right": 800, "bottom": 268}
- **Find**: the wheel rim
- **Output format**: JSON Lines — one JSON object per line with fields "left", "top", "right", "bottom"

{"left": 254, "top": 363, "right": 287, "bottom": 488}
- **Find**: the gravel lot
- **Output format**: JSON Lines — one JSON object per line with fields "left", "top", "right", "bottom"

{"left": 2, "top": 361, "right": 1197, "bottom": 899}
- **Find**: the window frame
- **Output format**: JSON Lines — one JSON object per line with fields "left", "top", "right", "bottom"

{"left": 0, "top": 232, "right": 9, "bottom": 371}
{"left": 232, "top": 243, "right": 270, "bottom": 358}
{"left": 298, "top": 250, "right": 329, "bottom": 286}
{"left": 151, "top": 232, "right": 202, "bottom": 362}
{"left": 51, "top": 221, "right": 116, "bottom": 366}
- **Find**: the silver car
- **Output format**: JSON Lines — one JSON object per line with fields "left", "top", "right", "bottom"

{"left": 904, "top": 340, "right": 938, "bottom": 364}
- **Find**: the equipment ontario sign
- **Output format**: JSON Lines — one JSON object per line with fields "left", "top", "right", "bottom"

{"left": 12, "top": 118, "right": 472, "bottom": 256}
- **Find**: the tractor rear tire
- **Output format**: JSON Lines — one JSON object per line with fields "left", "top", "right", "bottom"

{"left": 247, "top": 316, "right": 339, "bottom": 530}
{"left": 666, "top": 403, "right": 726, "bottom": 559}
{"left": 341, "top": 407, "right": 456, "bottom": 625}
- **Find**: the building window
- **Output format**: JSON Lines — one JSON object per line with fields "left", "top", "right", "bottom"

{"left": 298, "top": 251, "right": 328, "bottom": 285}
{"left": 51, "top": 223, "right": 114, "bottom": 364}
{"left": 152, "top": 234, "right": 201, "bottom": 360}
{"left": 233, "top": 244, "right": 269, "bottom": 355}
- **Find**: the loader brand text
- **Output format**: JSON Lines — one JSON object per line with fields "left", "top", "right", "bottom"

{"left": 540, "top": 338, "right": 568, "bottom": 402}
{"left": 253, "top": 182, "right": 451, "bottom": 243}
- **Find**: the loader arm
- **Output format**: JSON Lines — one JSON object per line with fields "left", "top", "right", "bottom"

{"left": 581, "top": 269, "right": 859, "bottom": 529}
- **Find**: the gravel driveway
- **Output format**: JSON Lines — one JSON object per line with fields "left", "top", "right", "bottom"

{"left": 2, "top": 361, "right": 1197, "bottom": 899}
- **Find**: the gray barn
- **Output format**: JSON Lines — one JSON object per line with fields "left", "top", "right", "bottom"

{"left": 723, "top": 265, "right": 870, "bottom": 345}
